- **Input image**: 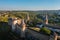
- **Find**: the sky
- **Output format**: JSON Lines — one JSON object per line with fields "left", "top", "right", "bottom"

{"left": 0, "top": 0, "right": 60, "bottom": 10}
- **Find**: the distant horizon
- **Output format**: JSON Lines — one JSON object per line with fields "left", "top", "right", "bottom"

{"left": 0, "top": 9, "right": 60, "bottom": 11}
{"left": 0, "top": 8, "right": 60, "bottom": 11}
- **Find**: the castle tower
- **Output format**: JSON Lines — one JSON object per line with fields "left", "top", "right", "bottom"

{"left": 21, "top": 19, "right": 26, "bottom": 38}
{"left": 8, "top": 17, "right": 13, "bottom": 31}
{"left": 12, "top": 19, "right": 17, "bottom": 31}
{"left": 45, "top": 13, "right": 48, "bottom": 24}
{"left": 22, "top": 19, "right": 26, "bottom": 31}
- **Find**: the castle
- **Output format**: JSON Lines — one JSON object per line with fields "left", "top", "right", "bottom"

{"left": 8, "top": 17, "right": 26, "bottom": 38}
{"left": 8, "top": 14, "right": 29, "bottom": 38}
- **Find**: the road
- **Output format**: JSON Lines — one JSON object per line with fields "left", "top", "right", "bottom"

{"left": 43, "top": 23, "right": 60, "bottom": 29}
{"left": 26, "top": 28, "right": 50, "bottom": 40}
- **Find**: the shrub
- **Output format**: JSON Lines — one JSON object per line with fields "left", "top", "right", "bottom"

{"left": 40, "top": 27, "right": 51, "bottom": 35}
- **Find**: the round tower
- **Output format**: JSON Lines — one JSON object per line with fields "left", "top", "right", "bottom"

{"left": 21, "top": 19, "right": 26, "bottom": 38}
{"left": 22, "top": 19, "right": 26, "bottom": 31}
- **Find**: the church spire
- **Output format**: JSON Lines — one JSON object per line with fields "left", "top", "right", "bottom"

{"left": 22, "top": 19, "right": 25, "bottom": 25}
{"left": 27, "top": 13, "right": 30, "bottom": 21}
{"left": 45, "top": 13, "right": 48, "bottom": 24}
